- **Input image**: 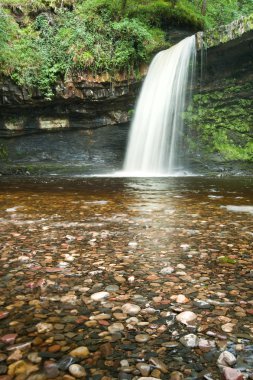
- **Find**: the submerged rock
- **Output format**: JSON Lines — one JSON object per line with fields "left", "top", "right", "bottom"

{"left": 122, "top": 303, "right": 141, "bottom": 316}
{"left": 176, "top": 311, "right": 197, "bottom": 325}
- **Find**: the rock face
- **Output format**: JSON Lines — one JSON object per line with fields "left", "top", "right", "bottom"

{"left": 0, "top": 75, "right": 141, "bottom": 137}
{"left": 185, "top": 24, "right": 253, "bottom": 174}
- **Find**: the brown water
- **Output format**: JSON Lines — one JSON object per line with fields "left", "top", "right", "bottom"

{"left": 0, "top": 176, "right": 252, "bottom": 379}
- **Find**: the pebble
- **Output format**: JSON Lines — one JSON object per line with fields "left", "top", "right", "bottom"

{"left": 160, "top": 266, "right": 174, "bottom": 275}
{"left": 176, "top": 311, "right": 197, "bottom": 325}
{"left": 8, "top": 360, "right": 39, "bottom": 377}
{"left": 180, "top": 334, "right": 199, "bottom": 348}
{"left": 90, "top": 292, "right": 110, "bottom": 301}
{"left": 69, "top": 347, "right": 90, "bottom": 359}
{"left": 221, "top": 323, "right": 235, "bottom": 333}
{"left": 149, "top": 358, "right": 168, "bottom": 374}
{"left": 113, "top": 313, "right": 127, "bottom": 320}
{"left": 171, "top": 294, "right": 189, "bottom": 304}
{"left": 169, "top": 372, "right": 184, "bottom": 380}
{"left": 27, "top": 352, "right": 42, "bottom": 364}
{"left": 44, "top": 360, "right": 59, "bottom": 378}
{"left": 122, "top": 303, "right": 141, "bottom": 316}
{"left": 135, "top": 334, "right": 150, "bottom": 343}
{"left": 136, "top": 363, "right": 151, "bottom": 376}
{"left": 36, "top": 323, "right": 53, "bottom": 333}
{"left": 108, "top": 323, "right": 125, "bottom": 334}
{"left": 193, "top": 299, "right": 211, "bottom": 309}
{"left": 223, "top": 367, "right": 244, "bottom": 380}
{"left": 69, "top": 364, "right": 87, "bottom": 378}
{"left": 217, "top": 351, "right": 237, "bottom": 367}
{"left": 0, "top": 334, "right": 17, "bottom": 345}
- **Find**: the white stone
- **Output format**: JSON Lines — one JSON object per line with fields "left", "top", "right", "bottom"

{"left": 122, "top": 303, "right": 141, "bottom": 315}
{"left": 217, "top": 351, "right": 237, "bottom": 368}
{"left": 90, "top": 291, "right": 110, "bottom": 301}
{"left": 120, "top": 359, "right": 129, "bottom": 367}
{"left": 108, "top": 322, "right": 124, "bottom": 334}
{"left": 69, "top": 364, "right": 86, "bottom": 378}
{"left": 175, "top": 294, "right": 189, "bottom": 304}
{"left": 160, "top": 266, "right": 174, "bottom": 275}
{"left": 36, "top": 323, "right": 53, "bottom": 333}
{"left": 180, "top": 333, "right": 199, "bottom": 348}
{"left": 221, "top": 323, "right": 235, "bottom": 333}
{"left": 128, "top": 241, "right": 138, "bottom": 247}
{"left": 60, "top": 294, "right": 77, "bottom": 304}
{"left": 198, "top": 338, "right": 215, "bottom": 350}
{"left": 176, "top": 311, "right": 197, "bottom": 325}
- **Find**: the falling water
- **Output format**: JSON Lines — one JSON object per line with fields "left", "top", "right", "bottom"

{"left": 123, "top": 35, "right": 196, "bottom": 175}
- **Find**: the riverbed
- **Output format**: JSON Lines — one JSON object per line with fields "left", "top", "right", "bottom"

{"left": 0, "top": 176, "right": 252, "bottom": 380}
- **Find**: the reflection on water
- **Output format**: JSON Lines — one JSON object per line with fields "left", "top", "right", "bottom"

{"left": 0, "top": 176, "right": 252, "bottom": 378}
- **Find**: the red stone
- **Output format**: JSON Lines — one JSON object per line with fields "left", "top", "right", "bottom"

{"left": 0, "top": 334, "right": 17, "bottom": 344}
{"left": 98, "top": 320, "right": 110, "bottom": 326}
{"left": 0, "top": 312, "right": 9, "bottom": 320}
{"left": 223, "top": 367, "right": 244, "bottom": 380}
{"left": 76, "top": 316, "right": 89, "bottom": 324}
{"left": 246, "top": 309, "right": 253, "bottom": 315}
{"left": 45, "top": 267, "right": 64, "bottom": 272}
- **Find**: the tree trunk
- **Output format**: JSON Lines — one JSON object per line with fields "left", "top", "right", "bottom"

{"left": 201, "top": 0, "right": 207, "bottom": 15}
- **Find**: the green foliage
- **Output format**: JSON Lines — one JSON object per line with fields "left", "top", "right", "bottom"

{"left": 1, "top": 0, "right": 253, "bottom": 97}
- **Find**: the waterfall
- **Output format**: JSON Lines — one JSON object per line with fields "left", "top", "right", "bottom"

{"left": 123, "top": 35, "right": 196, "bottom": 175}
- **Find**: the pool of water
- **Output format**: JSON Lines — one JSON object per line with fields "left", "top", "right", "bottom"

{"left": 0, "top": 176, "right": 252, "bottom": 379}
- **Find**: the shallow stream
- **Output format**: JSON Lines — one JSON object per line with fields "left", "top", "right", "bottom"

{"left": 0, "top": 176, "right": 252, "bottom": 379}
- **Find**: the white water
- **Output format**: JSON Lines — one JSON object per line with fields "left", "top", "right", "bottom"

{"left": 123, "top": 35, "right": 196, "bottom": 175}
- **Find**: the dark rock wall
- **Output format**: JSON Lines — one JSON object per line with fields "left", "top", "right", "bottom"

{"left": 0, "top": 76, "right": 141, "bottom": 137}
{"left": 184, "top": 29, "right": 253, "bottom": 174}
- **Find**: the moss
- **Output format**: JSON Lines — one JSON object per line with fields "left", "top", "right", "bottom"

{"left": 184, "top": 81, "right": 253, "bottom": 162}
{"left": 0, "top": 144, "right": 9, "bottom": 160}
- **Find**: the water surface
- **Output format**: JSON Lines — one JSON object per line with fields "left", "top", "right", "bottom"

{"left": 0, "top": 176, "right": 252, "bottom": 378}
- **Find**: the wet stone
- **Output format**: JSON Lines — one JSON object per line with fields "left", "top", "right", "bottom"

{"left": 135, "top": 334, "right": 150, "bottom": 343}
{"left": 136, "top": 363, "right": 151, "bottom": 377}
{"left": 0, "top": 366, "right": 7, "bottom": 375}
{"left": 69, "top": 364, "right": 87, "bottom": 378}
{"left": 57, "top": 356, "right": 77, "bottom": 371}
{"left": 108, "top": 323, "right": 124, "bottom": 334}
{"left": 180, "top": 334, "right": 199, "bottom": 348}
{"left": 44, "top": 360, "right": 59, "bottom": 378}
{"left": 169, "top": 371, "right": 184, "bottom": 380}
{"left": 217, "top": 351, "right": 237, "bottom": 367}
{"left": 176, "top": 311, "right": 197, "bottom": 325}
{"left": 223, "top": 367, "right": 244, "bottom": 380}
{"left": 148, "top": 358, "right": 168, "bottom": 374}
{"left": 90, "top": 292, "right": 110, "bottom": 302}
{"left": 122, "top": 304, "right": 141, "bottom": 316}
{"left": 193, "top": 299, "right": 212, "bottom": 309}
{"left": 105, "top": 285, "right": 119, "bottom": 292}
{"left": 69, "top": 346, "right": 90, "bottom": 359}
